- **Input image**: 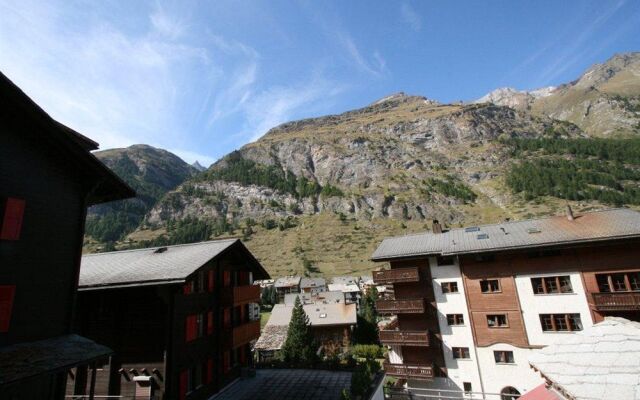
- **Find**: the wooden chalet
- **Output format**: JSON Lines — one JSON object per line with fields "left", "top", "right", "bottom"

{"left": 0, "top": 72, "right": 135, "bottom": 399}
{"left": 71, "top": 239, "right": 269, "bottom": 400}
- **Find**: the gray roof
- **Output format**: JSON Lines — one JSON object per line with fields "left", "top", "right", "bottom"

{"left": 0, "top": 334, "right": 112, "bottom": 385}
{"left": 372, "top": 208, "right": 640, "bottom": 260}
{"left": 266, "top": 303, "right": 357, "bottom": 327}
{"left": 254, "top": 325, "right": 289, "bottom": 351}
{"left": 275, "top": 276, "right": 301, "bottom": 288}
{"left": 284, "top": 291, "right": 344, "bottom": 306}
{"left": 300, "top": 277, "right": 326, "bottom": 289}
{"left": 80, "top": 239, "right": 266, "bottom": 289}
{"left": 528, "top": 317, "right": 640, "bottom": 400}
{"left": 330, "top": 276, "right": 359, "bottom": 285}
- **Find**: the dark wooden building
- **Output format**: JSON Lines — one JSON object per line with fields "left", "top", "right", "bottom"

{"left": 71, "top": 239, "right": 269, "bottom": 400}
{"left": 0, "top": 72, "right": 135, "bottom": 399}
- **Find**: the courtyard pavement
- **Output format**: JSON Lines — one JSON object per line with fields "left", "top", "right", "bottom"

{"left": 211, "top": 368, "right": 352, "bottom": 400}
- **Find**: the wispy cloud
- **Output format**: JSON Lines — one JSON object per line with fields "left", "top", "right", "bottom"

{"left": 338, "top": 32, "right": 388, "bottom": 77}
{"left": 150, "top": 2, "right": 188, "bottom": 39}
{"left": 400, "top": 3, "right": 422, "bottom": 32}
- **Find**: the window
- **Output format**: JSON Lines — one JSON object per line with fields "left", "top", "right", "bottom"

{"left": 223, "top": 271, "right": 231, "bottom": 287}
{"left": 494, "top": 351, "right": 515, "bottom": 364}
{"left": 208, "top": 270, "right": 215, "bottom": 292}
{"left": 480, "top": 279, "right": 500, "bottom": 293}
{"left": 463, "top": 382, "right": 472, "bottom": 393}
{"left": 447, "top": 314, "right": 465, "bottom": 326}
{"left": 223, "top": 308, "right": 231, "bottom": 329}
{"left": 487, "top": 314, "right": 508, "bottom": 328}
{"left": 437, "top": 256, "right": 454, "bottom": 266}
{"left": 597, "top": 271, "right": 640, "bottom": 292}
{"left": 0, "top": 198, "right": 25, "bottom": 241}
{"left": 501, "top": 387, "right": 521, "bottom": 400}
{"left": 452, "top": 347, "right": 470, "bottom": 359}
{"left": 196, "top": 313, "right": 205, "bottom": 337}
{"left": 442, "top": 281, "right": 459, "bottom": 293}
{"left": 540, "top": 313, "right": 582, "bottom": 332}
{"left": 531, "top": 276, "right": 573, "bottom": 294}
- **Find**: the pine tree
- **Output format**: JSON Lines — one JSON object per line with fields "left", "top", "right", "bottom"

{"left": 354, "top": 287, "right": 379, "bottom": 344}
{"left": 280, "top": 296, "right": 318, "bottom": 366}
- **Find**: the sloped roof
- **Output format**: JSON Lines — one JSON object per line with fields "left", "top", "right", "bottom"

{"left": 328, "top": 283, "right": 360, "bottom": 293}
{"left": 372, "top": 208, "right": 640, "bottom": 260}
{"left": 528, "top": 317, "right": 640, "bottom": 400}
{"left": 0, "top": 334, "right": 112, "bottom": 385}
{"left": 80, "top": 239, "right": 268, "bottom": 289}
{"left": 266, "top": 303, "right": 357, "bottom": 328}
{"left": 284, "top": 291, "right": 344, "bottom": 306}
{"left": 254, "top": 325, "right": 289, "bottom": 351}
{"left": 330, "top": 276, "right": 359, "bottom": 285}
{"left": 1, "top": 72, "right": 134, "bottom": 205}
{"left": 300, "top": 277, "right": 326, "bottom": 289}
{"left": 275, "top": 276, "right": 301, "bottom": 288}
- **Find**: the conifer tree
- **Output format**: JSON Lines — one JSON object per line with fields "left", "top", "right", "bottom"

{"left": 280, "top": 296, "right": 317, "bottom": 365}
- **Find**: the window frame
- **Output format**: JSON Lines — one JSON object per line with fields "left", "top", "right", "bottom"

{"left": 446, "top": 314, "right": 465, "bottom": 326}
{"left": 441, "top": 281, "right": 459, "bottom": 294}
{"left": 480, "top": 279, "right": 501, "bottom": 294}
{"left": 596, "top": 271, "right": 640, "bottom": 293}
{"left": 539, "top": 313, "right": 582, "bottom": 332}
{"left": 452, "top": 347, "right": 470, "bottom": 359}
{"left": 531, "top": 275, "right": 573, "bottom": 295}
{"left": 493, "top": 350, "right": 515, "bottom": 364}
{"left": 487, "top": 314, "right": 509, "bottom": 328}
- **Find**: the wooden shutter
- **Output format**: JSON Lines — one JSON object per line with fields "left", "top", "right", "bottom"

{"left": 207, "top": 358, "right": 214, "bottom": 384}
{"left": 0, "top": 286, "right": 16, "bottom": 332}
{"left": 185, "top": 315, "right": 197, "bottom": 342}
{"left": 223, "top": 308, "right": 231, "bottom": 329}
{"left": 1, "top": 198, "right": 25, "bottom": 240}
{"left": 207, "top": 311, "right": 214, "bottom": 335}
{"left": 179, "top": 370, "right": 188, "bottom": 400}
{"left": 183, "top": 281, "right": 191, "bottom": 295}
{"left": 223, "top": 271, "right": 231, "bottom": 287}
{"left": 208, "top": 270, "right": 215, "bottom": 292}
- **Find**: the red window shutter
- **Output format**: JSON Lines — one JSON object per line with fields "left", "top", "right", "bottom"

{"left": 1, "top": 198, "right": 25, "bottom": 241}
{"left": 223, "top": 308, "right": 231, "bottom": 329}
{"left": 185, "top": 315, "right": 197, "bottom": 342}
{"left": 207, "top": 311, "right": 214, "bottom": 335}
{"left": 207, "top": 358, "right": 214, "bottom": 384}
{"left": 208, "top": 270, "right": 215, "bottom": 292}
{"left": 183, "top": 282, "right": 191, "bottom": 295}
{"left": 223, "top": 271, "right": 231, "bottom": 287}
{"left": 179, "top": 370, "right": 188, "bottom": 400}
{"left": 0, "top": 286, "right": 16, "bottom": 333}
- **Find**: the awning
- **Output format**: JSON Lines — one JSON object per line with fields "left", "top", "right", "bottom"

{"left": 0, "top": 334, "right": 112, "bottom": 386}
{"left": 519, "top": 384, "right": 563, "bottom": 400}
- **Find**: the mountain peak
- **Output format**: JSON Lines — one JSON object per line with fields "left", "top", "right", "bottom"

{"left": 191, "top": 161, "right": 207, "bottom": 171}
{"left": 370, "top": 92, "right": 438, "bottom": 106}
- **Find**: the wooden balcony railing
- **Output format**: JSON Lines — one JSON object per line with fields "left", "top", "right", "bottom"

{"left": 379, "top": 329, "right": 430, "bottom": 346}
{"left": 373, "top": 267, "right": 420, "bottom": 284}
{"left": 383, "top": 362, "right": 434, "bottom": 380}
{"left": 222, "top": 285, "right": 261, "bottom": 306}
{"left": 230, "top": 320, "right": 261, "bottom": 348}
{"left": 593, "top": 292, "right": 640, "bottom": 311}
{"left": 376, "top": 299, "right": 425, "bottom": 314}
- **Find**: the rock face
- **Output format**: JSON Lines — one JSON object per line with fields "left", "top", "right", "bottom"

{"left": 476, "top": 53, "right": 640, "bottom": 136}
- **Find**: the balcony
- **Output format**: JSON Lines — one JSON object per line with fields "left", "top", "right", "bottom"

{"left": 222, "top": 285, "right": 261, "bottom": 306}
{"left": 226, "top": 320, "right": 261, "bottom": 348}
{"left": 383, "top": 362, "right": 434, "bottom": 380}
{"left": 376, "top": 299, "right": 425, "bottom": 314}
{"left": 373, "top": 267, "right": 420, "bottom": 284}
{"left": 379, "top": 329, "right": 430, "bottom": 347}
{"left": 593, "top": 292, "right": 640, "bottom": 311}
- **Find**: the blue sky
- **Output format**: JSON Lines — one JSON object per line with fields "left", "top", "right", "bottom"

{"left": 1, "top": 1, "right": 639, "bottom": 166}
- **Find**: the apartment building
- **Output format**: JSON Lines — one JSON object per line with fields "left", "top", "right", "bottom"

{"left": 372, "top": 208, "right": 640, "bottom": 399}
{"left": 70, "top": 239, "right": 269, "bottom": 400}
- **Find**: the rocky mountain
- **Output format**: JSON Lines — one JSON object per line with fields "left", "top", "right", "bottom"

{"left": 476, "top": 53, "right": 640, "bottom": 136}
{"left": 192, "top": 161, "right": 207, "bottom": 172}
{"left": 85, "top": 53, "right": 640, "bottom": 277}
{"left": 84, "top": 144, "right": 196, "bottom": 250}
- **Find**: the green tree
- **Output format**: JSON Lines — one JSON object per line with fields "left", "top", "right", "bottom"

{"left": 354, "top": 287, "right": 379, "bottom": 344}
{"left": 280, "top": 296, "right": 318, "bottom": 366}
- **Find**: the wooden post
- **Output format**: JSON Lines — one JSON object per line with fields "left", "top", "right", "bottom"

{"left": 74, "top": 365, "right": 88, "bottom": 397}
{"left": 89, "top": 362, "right": 97, "bottom": 400}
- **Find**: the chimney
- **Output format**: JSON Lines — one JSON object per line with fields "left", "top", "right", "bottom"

{"left": 566, "top": 205, "right": 574, "bottom": 221}
{"left": 432, "top": 219, "right": 443, "bottom": 234}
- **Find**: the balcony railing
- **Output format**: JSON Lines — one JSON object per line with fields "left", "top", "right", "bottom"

{"left": 593, "top": 292, "right": 640, "bottom": 311}
{"left": 222, "top": 285, "right": 261, "bottom": 306}
{"left": 379, "top": 329, "right": 430, "bottom": 346}
{"left": 376, "top": 299, "right": 425, "bottom": 314}
{"left": 373, "top": 267, "right": 420, "bottom": 284}
{"left": 229, "top": 320, "right": 261, "bottom": 348}
{"left": 383, "top": 362, "right": 434, "bottom": 380}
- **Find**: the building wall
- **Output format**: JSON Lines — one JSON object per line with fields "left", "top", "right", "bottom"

{"left": 514, "top": 271, "right": 593, "bottom": 346}
{"left": 475, "top": 344, "right": 542, "bottom": 396}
